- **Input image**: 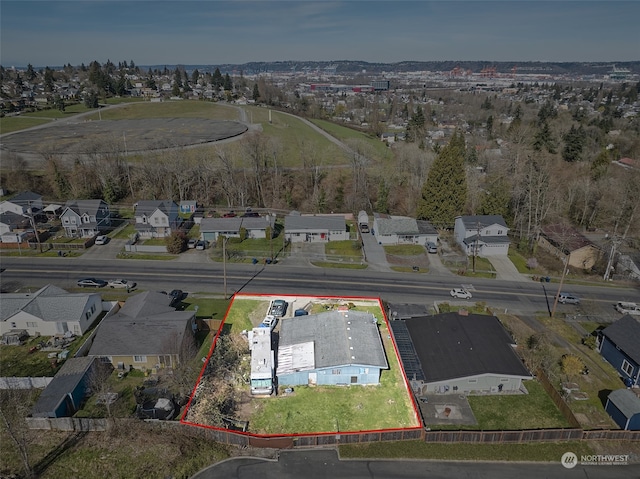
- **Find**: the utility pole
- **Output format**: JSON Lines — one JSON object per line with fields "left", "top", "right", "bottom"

{"left": 222, "top": 236, "right": 228, "bottom": 300}
{"left": 550, "top": 255, "right": 569, "bottom": 319}
{"left": 27, "top": 207, "right": 42, "bottom": 253}
{"left": 472, "top": 221, "right": 481, "bottom": 273}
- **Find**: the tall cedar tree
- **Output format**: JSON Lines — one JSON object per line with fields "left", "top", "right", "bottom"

{"left": 416, "top": 131, "right": 467, "bottom": 228}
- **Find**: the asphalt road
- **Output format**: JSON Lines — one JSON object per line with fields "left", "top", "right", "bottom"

{"left": 191, "top": 449, "right": 640, "bottom": 479}
{"left": 1, "top": 256, "right": 638, "bottom": 320}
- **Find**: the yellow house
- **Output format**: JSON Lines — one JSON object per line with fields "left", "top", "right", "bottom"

{"left": 88, "top": 291, "right": 196, "bottom": 372}
{"left": 538, "top": 224, "right": 601, "bottom": 270}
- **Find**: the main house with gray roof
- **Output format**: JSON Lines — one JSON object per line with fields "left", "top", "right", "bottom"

{"left": 88, "top": 291, "right": 196, "bottom": 371}
{"left": 0, "top": 284, "right": 102, "bottom": 337}
{"left": 60, "top": 199, "right": 111, "bottom": 238}
{"left": 134, "top": 200, "right": 181, "bottom": 238}
{"left": 454, "top": 215, "right": 510, "bottom": 257}
{"left": 372, "top": 213, "right": 438, "bottom": 246}
{"left": 284, "top": 214, "right": 348, "bottom": 243}
{"left": 276, "top": 310, "right": 388, "bottom": 386}
{"left": 200, "top": 215, "right": 275, "bottom": 243}
{"left": 0, "top": 191, "right": 43, "bottom": 216}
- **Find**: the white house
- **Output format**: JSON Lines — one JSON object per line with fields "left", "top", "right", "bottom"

{"left": 0, "top": 191, "right": 43, "bottom": 216}
{"left": 284, "top": 214, "right": 348, "bottom": 243}
{"left": 60, "top": 199, "right": 111, "bottom": 238}
{"left": 0, "top": 284, "right": 102, "bottom": 337}
{"left": 200, "top": 216, "right": 275, "bottom": 243}
{"left": 372, "top": 213, "right": 438, "bottom": 246}
{"left": 134, "top": 200, "right": 181, "bottom": 238}
{"left": 454, "top": 215, "right": 510, "bottom": 257}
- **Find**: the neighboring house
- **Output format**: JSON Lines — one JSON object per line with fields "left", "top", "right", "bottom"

{"left": 88, "top": 291, "right": 196, "bottom": 371}
{"left": 200, "top": 216, "right": 275, "bottom": 243}
{"left": 605, "top": 389, "right": 640, "bottom": 431}
{"left": 134, "top": 200, "right": 181, "bottom": 238}
{"left": 31, "top": 357, "right": 106, "bottom": 418}
{"left": 372, "top": 213, "right": 438, "bottom": 246}
{"left": 0, "top": 191, "right": 43, "bottom": 215}
{"left": 43, "top": 203, "right": 63, "bottom": 219}
{"left": 598, "top": 314, "right": 640, "bottom": 387}
{"left": 60, "top": 199, "right": 111, "bottom": 238}
{"left": 454, "top": 215, "right": 510, "bottom": 257}
{"left": 276, "top": 310, "right": 388, "bottom": 386}
{"left": 390, "top": 311, "right": 532, "bottom": 395}
{"left": 0, "top": 284, "right": 102, "bottom": 337}
{"left": 0, "top": 211, "right": 29, "bottom": 235}
{"left": 284, "top": 214, "right": 348, "bottom": 243}
{"left": 538, "top": 223, "right": 600, "bottom": 270}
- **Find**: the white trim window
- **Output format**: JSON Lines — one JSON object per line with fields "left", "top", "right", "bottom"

{"left": 622, "top": 359, "right": 634, "bottom": 376}
{"left": 133, "top": 355, "right": 147, "bottom": 363}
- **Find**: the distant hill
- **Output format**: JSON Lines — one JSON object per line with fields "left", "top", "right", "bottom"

{"left": 144, "top": 60, "right": 640, "bottom": 76}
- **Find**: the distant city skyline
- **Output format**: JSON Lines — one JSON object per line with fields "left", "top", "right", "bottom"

{"left": 1, "top": 1, "right": 638, "bottom": 68}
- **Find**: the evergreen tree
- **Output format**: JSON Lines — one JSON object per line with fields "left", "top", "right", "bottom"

{"left": 43, "top": 67, "right": 55, "bottom": 92}
{"left": 416, "top": 130, "right": 468, "bottom": 228}
{"left": 533, "top": 121, "right": 556, "bottom": 153}
{"left": 406, "top": 105, "right": 426, "bottom": 142}
{"left": 212, "top": 68, "right": 223, "bottom": 89}
{"left": 562, "top": 125, "right": 586, "bottom": 162}
{"left": 26, "top": 64, "right": 36, "bottom": 81}
{"left": 223, "top": 73, "right": 233, "bottom": 91}
{"left": 486, "top": 115, "right": 494, "bottom": 139}
{"left": 590, "top": 148, "right": 610, "bottom": 180}
{"left": 252, "top": 83, "right": 260, "bottom": 102}
{"left": 191, "top": 68, "right": 200, "bottom": 84}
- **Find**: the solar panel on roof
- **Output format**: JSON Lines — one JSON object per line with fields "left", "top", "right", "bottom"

{"left": 390, "top": 321, "right": 425, "bottom": 381}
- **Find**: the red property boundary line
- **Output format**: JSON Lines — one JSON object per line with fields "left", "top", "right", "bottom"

{"left": 180, "top": 292, "right": 423, "bottom": 441}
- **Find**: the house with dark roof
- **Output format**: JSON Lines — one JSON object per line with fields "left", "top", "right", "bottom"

{"left": 538, "top": 223, "right": 600, "bottom": 269}
{"left": 598, "top": 314, "right": 640, "bottom": 387}
{"left": 88, "top": 291, "right": 196, "bottom": 371}
{"left": 60, "top": 199, "right": 111, "bottom": 238}
{"left": 134, "top": 200, "right": 181, "bottom": 238}
{"left": 200, "top": 215, "right": 275, "bottom": 243}
{"left": 372, "top": 213, "right": 438, "bottom": 246}
{"left": 390, "top": 311, "right": 532, "bottom": 395}
{"left": 31, "top": 356, "right": 106, "bottom": 418}
{"left": 276, "top": 310, "right": 388, "bottom": 386}
{"left": 605, "top": 389, "right": 640, "bottom": 431}
{"left": 0, "top": 211, "right": 30, "bottom": 235}
{"left": 0, "top": 284, "right": 102, "bottom": 337}
{"left": 284, "top": 214, "right": 348, "bottom": 243}
{"left": 0, "top": 191, "right": 43, "bottom": 215}
{"left": 454, "top": 215, "right": 510, "bottom": 257}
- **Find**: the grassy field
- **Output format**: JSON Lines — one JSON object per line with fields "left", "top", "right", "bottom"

{"left": 325, "top": 240, "right": 363, "bottom": 259}
{"left": 383, "top": 244, "right": 426, "bottom": 256}
{"left": 467, "top": 380, "right": 570, "bottom": 430}
{"left": 339, "top": 439, "right": 596, "bottom": 462}
{"left": 310, "top": 118, "right": 393, "bottom": 163}
{"left": 84, "top": 100, "right": 240, "bottom": 121}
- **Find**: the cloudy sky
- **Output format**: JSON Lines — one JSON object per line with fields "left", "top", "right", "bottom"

{"left": 2, "top": 1, "right": 638, "bottom": 67}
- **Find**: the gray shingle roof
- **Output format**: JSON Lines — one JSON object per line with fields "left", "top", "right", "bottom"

{"left": 31, "top": 356, "right": 95, "bottom": 417}
{"left": 89, "top": 291, "right": 194, "bottom": 357}
{"left": 200, "top": 216, "right": 274, "bottom": 232}
{"left": 0, "top": 284, "right": 99, "bottom": 324}
{"left": 602, "top": 315, "right": 640, "bottom": 364}
{"left": 376, "top": 217, "right": 418, "bottom": 235}
{"left": 608, "top": 389, "right": 640, "bottom": 418}
{"left": 284, "top": 215, "right": 346, "bottom": 231}
{"left": 64, "top": 199, "right": 108, "bottom": 216}
{"left": 134, "top": 200, "right": 178, "bottom": 217}
{"left": 278, "top": 310, "right": 388, "bottom": 370}
{"left": 9, "top": 191, "right": 42, "bottom": 205}
{"left": 399, "top": 312, "right": 531, "bottom": 382}
{"left": 459, "top": 215, "right": 508, "bottom": 229}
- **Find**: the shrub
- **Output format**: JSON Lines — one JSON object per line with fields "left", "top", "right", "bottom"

{"left": 166, "top": 231, "right": 187, "bottom": 254}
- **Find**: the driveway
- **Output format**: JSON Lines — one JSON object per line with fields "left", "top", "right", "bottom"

{"left": 488, "top": 255, "right": 529, "bottom": 283}
{"left": 360, "top": 231, "right": 391, "bottom": 271}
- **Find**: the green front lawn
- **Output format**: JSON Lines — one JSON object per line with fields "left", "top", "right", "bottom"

{"left": 383, "top": 244, "right": 426, "bottom": 256}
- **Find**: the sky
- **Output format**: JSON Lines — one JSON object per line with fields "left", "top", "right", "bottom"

{"left": 1, "top": 0, "right": 639, "bottom": 68}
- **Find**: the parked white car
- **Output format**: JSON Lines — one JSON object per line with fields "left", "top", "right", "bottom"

{"left": 615, "top": 302, "right": 640, "bottom": 315}
{"left": 108, "top": 279, "right": 136, "bottom": 290}
{"left": 260, "top": 315, "right": 277, "bottom": 331}
{"left": 450, "top": 288, "right": 472, "bottom": 299}
{"left": 95, "top": 235, "right": 109, "bottom": 245}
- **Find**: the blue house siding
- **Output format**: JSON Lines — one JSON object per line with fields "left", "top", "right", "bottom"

{"left": 278, "top": 365, "right": 382, "bottom": 387}
{"left": 605, "top": 400, "right": 631, "bottom": 430}
{"left": 600, "top": 338, "right": 640, "bottom": 386}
